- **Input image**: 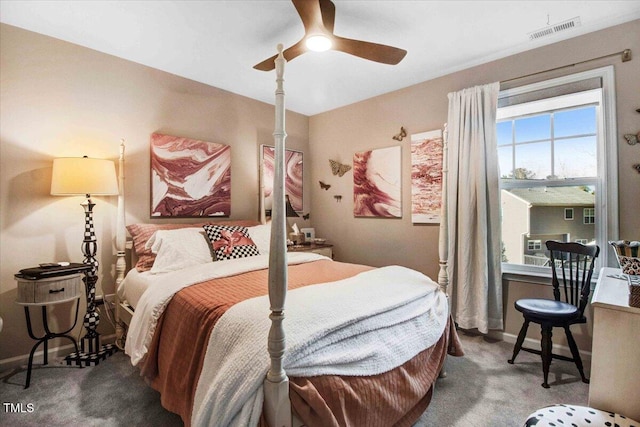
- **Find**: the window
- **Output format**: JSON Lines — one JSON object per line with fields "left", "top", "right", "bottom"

{"left": 575, "top": 239, "right": 588, "bottom": 244}
{"left": 564, "top": 208, "right": 574, "bottom": 220}
{"left": 583, "top": 208, "right": 595, "bottom": 224}
{"left": 498, "top": 67, "right": 618, "bottom": 277}
{"left": 528, "top": 240, "right": 542, "bottom": 251}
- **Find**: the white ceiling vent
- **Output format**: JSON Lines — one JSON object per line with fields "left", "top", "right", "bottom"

{"left": 528, "top": 17, "right": 582, "bottom": 41}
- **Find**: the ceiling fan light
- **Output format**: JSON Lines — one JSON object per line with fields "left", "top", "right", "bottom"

{"left": 306, "top": 35, "right": 332, "bottom": 52}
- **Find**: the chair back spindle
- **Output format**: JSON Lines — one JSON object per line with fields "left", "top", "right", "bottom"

{"left": 546, "top": 241, "right": 600, "bottom": 317}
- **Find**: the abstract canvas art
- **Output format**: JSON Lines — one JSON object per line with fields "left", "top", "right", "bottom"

{"left": 410, "top": 129, "right": 443, "bottom": 223}
{"left": 353, "top": 146, "right": 401, "bottom": 218}
{"left": 261, "top": 145, "right": 303, "bottom": 213}
{"left": 150, "top": 133, "right": 231, "bottom": 217}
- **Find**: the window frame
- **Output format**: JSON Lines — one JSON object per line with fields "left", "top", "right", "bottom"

{"left": 498, "top": 66, "right": 619, "bottom": 279}
{"left": 583, "top": 207, "right": 596, "bottom": 225}
{"left": 527, "top": 239, "right": 542, "bottom": 251}
{"left": 564, "top": 208, "right": 574, "bottom": 220}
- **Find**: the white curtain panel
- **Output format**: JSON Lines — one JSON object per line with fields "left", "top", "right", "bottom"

{"left": 446, "top": 82, "right": 503, "bottom": 333}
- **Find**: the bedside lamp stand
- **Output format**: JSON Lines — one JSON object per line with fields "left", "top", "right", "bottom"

{"left": 51, "top": 156, "right": 119, "bottom": 366}
{"left": 76, "top": 195, "right": 110, "bottom": 360}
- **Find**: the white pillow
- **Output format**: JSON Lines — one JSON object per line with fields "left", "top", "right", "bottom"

{"left": 145, "top": 228, "right": 213, "bottom": 274}
{"left": 247, "top": 223, "right": 271, "bottom": 254}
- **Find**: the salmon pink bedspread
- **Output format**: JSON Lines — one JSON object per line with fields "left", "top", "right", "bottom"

{"left": 135, "top": 259, "right": 462, "bottom": 426}
{"left": 289, "top": 319, "right": 462, "bottom": 427}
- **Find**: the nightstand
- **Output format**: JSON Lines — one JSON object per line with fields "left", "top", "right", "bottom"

{"left": 288, "top": 243, "right": 333, "bottom": 259}
{"left": 14, "top": 273, "right": 83, "bottom": 388}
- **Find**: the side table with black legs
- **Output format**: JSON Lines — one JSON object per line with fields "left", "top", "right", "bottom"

{"left": 14, "top": 272, "right": 84, "bottom": 388}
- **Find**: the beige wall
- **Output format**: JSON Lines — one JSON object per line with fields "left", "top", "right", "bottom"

{"left": 2, "top": 20, "right": 639, "bottom": 367}
{"left": 308, "top": 20, "right": 640, "bottom": 352}
{"left": 0, "top": 24, "right": 310, "bottom": 365}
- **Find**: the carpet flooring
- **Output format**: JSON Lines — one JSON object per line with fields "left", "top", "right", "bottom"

{"left": 416, "top": 330, "right": 589, "bottom": 426}
{"left": 0, "top": 330, "right": 589, "bottom": 426}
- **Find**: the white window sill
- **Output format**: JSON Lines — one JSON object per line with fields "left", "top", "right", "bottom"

{"left": 502, "top": 264, "right": 553, "bottom": 286}
{"left": 502, "top": 263, "right": 600, "bottom": 288}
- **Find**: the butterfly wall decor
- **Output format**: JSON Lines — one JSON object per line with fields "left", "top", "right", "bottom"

{"left": 329, "top": 160, "right": 351, "bottom": 177}
{"left": 623, "top": 132, "right": 639, "bottom": 145}
{"left": 302, "top": 213, "right": 310, "bottom": 220}
{"left": 392, "top": 126, "right": 407, "bottom": 141}
{"left": 319, "top": 181, "right": 331, "bottom": 190}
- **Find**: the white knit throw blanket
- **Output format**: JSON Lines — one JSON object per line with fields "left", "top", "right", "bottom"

{"left": 192, "top": 265, "right": 447, "bottom": 427}
{"left": 125, "top": 252, "right": 327, "bottom": 366}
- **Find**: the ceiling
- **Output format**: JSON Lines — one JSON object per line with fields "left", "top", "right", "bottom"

{"left": 2, "top": 1, "right": 639, "bottom": 116}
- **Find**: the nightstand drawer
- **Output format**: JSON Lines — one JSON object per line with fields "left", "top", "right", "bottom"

{"left": 288, "top": 243, "right": 333, "bottom": 259}
{"left": 16, "top": 274, "right": 83, "bottom": 305}
{"left": 310, "top": 247, "right": 333, "bottom": 258}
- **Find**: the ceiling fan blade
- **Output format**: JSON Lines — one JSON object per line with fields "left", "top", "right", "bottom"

{"left": 292, "top": 0, "right": 325, "bottom": 34}
{"left": 319, "top": 0, "right": 336, "bottom": 34}
{"left": 254, "top": 0, "right": 407, "bottom": 70}
{"left": 253, "top": 40, "right": 307, "bottom": 71}
{"left": 332, "top": 35, "right": 407, "bottom": 65}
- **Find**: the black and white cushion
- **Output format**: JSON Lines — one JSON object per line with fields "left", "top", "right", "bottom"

{"left": 524, "top": 404, "right": 639, "bottom": 427}
{"left": 203, "top": 225, "right": 260, "bottom": 261}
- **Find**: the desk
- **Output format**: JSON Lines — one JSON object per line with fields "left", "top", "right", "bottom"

{"left": 589, "top": 267, "right": 640, "bottom": 420}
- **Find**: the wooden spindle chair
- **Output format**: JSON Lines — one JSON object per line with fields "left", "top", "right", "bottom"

{"left": 508, "top": 240, "right": 600, "bottom": 388}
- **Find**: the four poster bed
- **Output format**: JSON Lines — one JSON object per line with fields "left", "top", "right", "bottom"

{"left": 113, "top": 46, "right": 461, "bottom": 427}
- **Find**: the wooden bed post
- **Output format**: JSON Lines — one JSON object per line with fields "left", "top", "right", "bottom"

{"left": 264, "top": 44, "right": 292, "bottom": 427}
{"left": 438, "top": 124, "right": 449, "bottom": 378}
{"left": 115, "top": 140, "right": 127, "bottom": 350}
{"left": 438, "top": 123, "right": 449, "bottom": 298}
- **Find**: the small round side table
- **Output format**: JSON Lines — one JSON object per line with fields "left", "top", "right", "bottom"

{"left": 14, "top": 273, "right": 83, "bottom": 388}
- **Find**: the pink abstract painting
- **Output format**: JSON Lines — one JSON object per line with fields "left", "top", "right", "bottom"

{"left": 261, "top": 145, "right": 303, "bottom": 213}
{"left": 353, "top": 146, "right": 401, "bottom": 218}
{"left": 410, "top": 130, "right": 443, "bottom": 223}
{"left": 151, "top": 133, "right": 231, "bottom": 217}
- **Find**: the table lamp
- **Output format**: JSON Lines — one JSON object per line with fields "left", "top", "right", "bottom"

{"left": 51, "top": 156, "right": 119, "bottom": 365}
{"left": 285, "top": 195, "right": 304, "bottom": 245}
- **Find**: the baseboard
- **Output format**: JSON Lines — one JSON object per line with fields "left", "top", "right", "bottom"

{"left": 0, "top": 333, "right": 116, "bottom": 374}
{"left": 487, "top": 330, "right": 592, "bottom": 361}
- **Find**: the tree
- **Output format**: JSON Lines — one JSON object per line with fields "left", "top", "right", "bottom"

{"left": 508, "top": 167, "right": 536, "bottom": 180}
{"left": 501, "top": 241, "right": 508, "bottom": 263}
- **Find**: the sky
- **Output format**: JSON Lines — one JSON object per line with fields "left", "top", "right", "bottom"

{"left": 497, "top": 105, "right": 597, "bottom": 179}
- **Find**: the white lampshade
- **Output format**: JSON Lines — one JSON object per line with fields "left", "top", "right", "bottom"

{"left": 51, "top": 157, "right": 119, "bottom": 196}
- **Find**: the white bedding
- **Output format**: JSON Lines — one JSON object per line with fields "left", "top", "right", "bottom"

{"left": 192, "top": 265, "right": 447, "bottom": 426}
{"left": 117, "top": 223, "right": 275, "bottom": 309}
{"left": 123, "top": 253, "right": 447, "bottom": 427}
{"left": 124, "top": 252, "right": 328, "bottom": 365}
{"left": 117, "top": 268, "right": 151, "bottom": 309}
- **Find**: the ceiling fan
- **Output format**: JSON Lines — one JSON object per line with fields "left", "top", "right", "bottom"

{"left": 253, "top": 0, "right": 407, "bottom": 71}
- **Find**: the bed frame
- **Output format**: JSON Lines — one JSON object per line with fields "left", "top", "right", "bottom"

{"left": 113, "top": 45, "right": 450, "bottom": 427}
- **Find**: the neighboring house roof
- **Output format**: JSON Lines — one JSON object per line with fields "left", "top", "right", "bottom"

{"left": 505, "top": 187, "right": 595, "bottom": 206}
